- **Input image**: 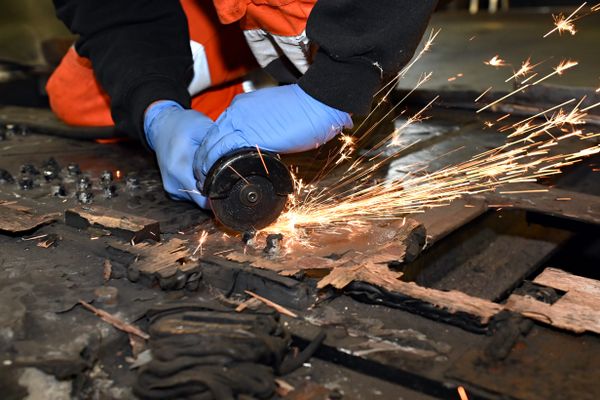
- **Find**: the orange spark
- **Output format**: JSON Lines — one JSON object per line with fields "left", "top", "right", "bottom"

{"left": 475, "top": 87, "right": 493, "bottom": 102}
{"left": 544, "top": 3, "right": 587, "bottom": 37}
{"left": 484, "top": 55, "right": 508, "bottom": 68}
{"left": 552, "top": 13, "right": 577, "bottom": 36}
{"left": 228, "top": 165, "right": 250, "bottom": 184}
{"left": 505, "top": 58, "right": 538, "bottom": 82}
{"left": 192, "top": 230, "right": 209, "bottom": 256}
{"left": 499, "top": 189, "right": 549, "bottom": 194}
{"left": 556, "top": 59, "right": 579, "bottom": 75}
{"left": 531, "top": 59, "right": 578, "bottom": 85}
{"left": 458, "top": 386, "right": 469, "bottom": 400}
{"left": 255, "top": 145, "right": 270, "bottom": 175}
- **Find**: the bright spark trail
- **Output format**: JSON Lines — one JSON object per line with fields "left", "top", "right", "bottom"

{"left": 259, "top": 13, "right": 600, "bottom": 246}
{"left": 267, "top": 100, "right": 599, "bottom": 240}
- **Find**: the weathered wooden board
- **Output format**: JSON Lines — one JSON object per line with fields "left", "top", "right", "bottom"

{"left": 486, "top": 183, "right": 600, "bottom": 225}
{"left": 111, "top": 238, "right": 190, "bottom": 279}
{"left": 65, "top": 206, "right": 160, "bottom": 243}
{"left": 320, "top": 261, "right": 503, "bottom": 325}
{"left": 505, "top": 268, "right": 600, "bottom": 335}
{"left": 225, "top": 218, "right": 427, "bottom": 277}
{"left": 534, "top": 267, "right": 600, "bottom": 297}
{"left": 412, "top": 196, "right": 488, "bottom": 244}
{"left": 0, "top": 201, "right": 59, "bottom": 234}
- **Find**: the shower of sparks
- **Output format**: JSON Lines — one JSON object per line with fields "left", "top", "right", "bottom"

{"left": 264, "top": 99, "right": 600, "bottom": 243}
{"left": 192, "top": 230, "right": 209, "bottom": 256}
{"left": 484, "top": 55, "right": 509, "bottom": 68}
{"left": 253, "top": 15, "right": 600, "bottom": 248}
{"left": 477, "top": 59, "right": 578, "bottom": 113}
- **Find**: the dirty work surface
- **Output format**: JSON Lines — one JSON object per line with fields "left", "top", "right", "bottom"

{"left": 1, "top": 104, "right": 599, "bottom": 399}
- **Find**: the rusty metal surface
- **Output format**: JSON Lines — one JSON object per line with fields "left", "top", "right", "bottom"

{"left": 448, "top": 326, "right": 600, "bottom": 400}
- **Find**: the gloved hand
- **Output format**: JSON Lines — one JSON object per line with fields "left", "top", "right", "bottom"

{"left": 193, "top": 84, "right": 353, "bottom": 191}
{"left": 144, "top": 100, "right": 212, "bottom": 209}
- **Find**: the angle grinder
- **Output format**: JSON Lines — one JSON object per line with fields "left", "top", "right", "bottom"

{"left": 198, "top": 149, "right": 294, "bottom": 232}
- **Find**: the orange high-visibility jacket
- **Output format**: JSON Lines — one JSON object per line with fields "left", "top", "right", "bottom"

{"left": 49, "top": 0, "right": 437, "bottom": 141}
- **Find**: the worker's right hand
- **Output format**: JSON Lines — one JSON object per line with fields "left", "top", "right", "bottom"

{"left": 144, "top": 100, "right": 211, "bottom": 209}
{"left": 193, "top": 84, "right": 353, "bottom": 192}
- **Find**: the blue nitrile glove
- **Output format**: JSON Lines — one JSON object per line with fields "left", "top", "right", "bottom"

{"left": 144, "top": 100, "right": 213, "bottom": 209}
{"left": 193, "top": 84, "right": 353, "bottom": 191}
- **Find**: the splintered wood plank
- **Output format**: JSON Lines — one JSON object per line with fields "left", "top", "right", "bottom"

{"left": 486, "top": 183, "right": 600, "bottom": 225}
{"left": 317, "top": 262, "right": 403, "bottom": 290}
{"left": 218, "top": 218, "right": 500, "bottom": 324}
{"left": 112, "top": 238, "right": 190, "bottom": 278}
{"left": 505, "top": 294, "right": 600, "bottom": 335}
{"left": 319, "top": 261, "right": 503, "bottom": 324}
{"left": 533, "top": 267, "right": 600, "bottom": 297}
{"left": 224, "top": 218, "right": 426, "bottom": 276}
{"left": 65, "top": 206, "right": 160, "bottom": 244}
{"left": 0, "top": 201, "right": 59, "bottom": 234}
{"left": 505, "top": 268, "right": 600, "bottom": 334}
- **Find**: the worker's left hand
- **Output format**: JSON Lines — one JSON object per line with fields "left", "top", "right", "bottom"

{"left": 144, "top": 100, "right": 212, "bottom": 209}
{"left": 193, "top": 83, "right": 352, "bottom": 191}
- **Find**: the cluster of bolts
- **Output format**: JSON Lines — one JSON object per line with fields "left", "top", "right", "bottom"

{"left": 0, "top": 124, "right": 149, "bottom": 206}
{"left": 0, "top": 123, "right": 28, "bottom": 141}
{"left": 0, "top": 158, "right": 136, "bottom": 205}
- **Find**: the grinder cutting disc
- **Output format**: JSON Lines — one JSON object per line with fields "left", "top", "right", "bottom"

{"left": 201, "top": 149, "right": 294, "bottom": 232}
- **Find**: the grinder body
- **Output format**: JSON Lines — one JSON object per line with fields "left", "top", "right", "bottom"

{"left": 200, "top": 149, "right": 294, "bottom": 232}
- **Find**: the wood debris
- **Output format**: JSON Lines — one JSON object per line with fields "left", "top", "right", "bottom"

{"left": 129, "top": 333, "right": 147, "bottom": 357}
{"left": 65, "top": 205, "right": 160, "bottom": 244}
{"left": 317, "top": 262, "right": 403, "bottom": 290}
{"left": 274, "top": 379, "right": 295, "bottom": 397}
{"left": 36, "top": 236, "right": 57, "bottom": 248}
{"left": 78, "top": 300, "right": 149, "bottom": 340}
{"left": 103, "top": 259, "right": 112, "bottom": 283}
{"left": 505, "top": 268, "right": 600, "bottom": 334}
{"left": 235, "top": 297, "right": 261, "bottom": 313}
{"left": 0, "top": 201, "right": 59, "bottom": 234}
{"left": 244, "top": 290, "right": 298, "bottom": 318}
{"left": 111, "top": 238, "right": 191, "bottom": 278}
